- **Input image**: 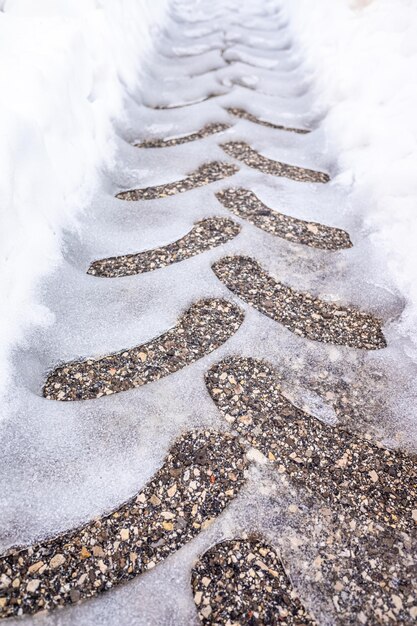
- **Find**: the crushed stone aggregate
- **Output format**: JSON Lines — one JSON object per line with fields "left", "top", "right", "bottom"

{"left": 191, "top": 537, "right": 317, "bottom": 625}
{"left": 221, "top": 141, "right": 330, "bottom": 183}
{"left": 116, "top": 162, "right": 239, "bottom": 201}
{"left": 205, "top": 357, "right": 417, "bottom": 624}
{"left": 0, "top": 430, "right": 247, "bottom": 618}
{"left": 136, "top": 123, "right": 231, "bottom": 148}
{"left": 212, "top": 255, "right": 386, "bottom": 350}
{"left": 88, "top": 218, "right": 241, "bottom": 278}
{"left": 226, "top": 107, "right": 311, "bottom": 134}
{"left": 43, "top": 299, "right": 244, "bottom": 401}
{"left": 216, "top": 188, "right": 352, "bottom": 250}
{"left": 205, "top": 356, "right": 416, "bottom": 532}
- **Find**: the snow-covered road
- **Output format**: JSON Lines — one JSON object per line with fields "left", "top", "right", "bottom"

{"left": 0, "top": 1, "right": 416, "bottom": 624}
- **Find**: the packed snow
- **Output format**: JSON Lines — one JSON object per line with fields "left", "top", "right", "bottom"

{"left": 0, "top": 0, "right": 417, "bottom": 624}
{"left": 0, "top": 0, "right": 167, "bottom": 394}
{"left": 283, "top": 0, "right": 417, "bottom": 359}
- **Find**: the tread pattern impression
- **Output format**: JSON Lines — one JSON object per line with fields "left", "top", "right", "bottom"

{"left": 0, "top": 430, "right": 247, "bottom": 618}
{"left": 212, "top": 256, "right": 386, "bottom": 350}
{"left": 43, "top": 299, "right": 244, "bottom": 401}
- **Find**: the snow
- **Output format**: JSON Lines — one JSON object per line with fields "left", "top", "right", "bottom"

{"left": 1, "top": 0, "right": 417, "bottom": 623}
{"left": 282, "top": 0, "right": 417, "bottom": 359}
{"left": 0, "top": 0, "right": 167, "bottom": 394}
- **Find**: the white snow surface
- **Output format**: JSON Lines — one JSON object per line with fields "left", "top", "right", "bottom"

{"left": 0, "top": 0, "right": 167, "bottom": 394}
{"left": 283, "top": 0, "right": 417, "bottom": 359}
{"left": 1, "top": 0, "right": 417, "bottom": 624}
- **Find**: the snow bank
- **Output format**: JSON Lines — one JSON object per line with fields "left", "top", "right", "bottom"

{"left": 283, "top": 0, "right": 417, "bottom": 357}
{"left": 0, "top": 0, "right": 167, "bottom": 393}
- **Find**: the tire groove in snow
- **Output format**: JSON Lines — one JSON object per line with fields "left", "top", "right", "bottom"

{"left": 43, "top": 299, "right": 244, "bottom": 401}
{"left": 116, "top": 162, "right": 238, "bottom": 201}
{"left": 221, "top": 141, "right": 330, "bottom": 184}
{"left": 216, "top": 188, "right": 352, "bottom": 250}
{"left": 0, "top": 431, "right": 247, "bottom": 618}
{"left": 87, "top": 218, "right": 241, "bottom": 278}
{"left": 212, "top": 256, "right": 386, "bottom": 350}
{"left": 3, "top": 0, "right": 415, "bottom": 623}
{"left": 191, "top": 537, "right": 317, "bottom": 625}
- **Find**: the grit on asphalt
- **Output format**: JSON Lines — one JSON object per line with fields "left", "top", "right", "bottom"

{"left": 1, "top": 0, "right": 416, "bottom": 625}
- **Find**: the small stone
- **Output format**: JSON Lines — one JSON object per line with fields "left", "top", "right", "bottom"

{"left": 369, "top": 470, "right": 379, "bottom": 483}
{"left": 120, "top": 529, "right": 130, "bottom": 541}
{"left": 28, "top": 561, "right": 44, "bottom": 574}
{"left": 92, "top": 546, "right": 105, "bottom": 557}
{"left": 0, "top": 574, "right": 11, "bottom": 588}
{"left": 392, "top": 595, "right": 403, "bottom": 611}
{"left": 80, "top": 546, "right": 91, "bottom": 559}
{"left": 201, "top": 517, "right": 215, "bottom": 530}
{"left": 50, "top": 554, "right": 66, "bottom": 569}
{"left": 201, "top": 605, "right": 212, "bottom": 618}
{"left": 70, "top": 589, "right": 81, "bottom": 603}
{"left": 26, "top": 579, "right": 40, "bottom": 594}
{"left": 167, "top": 484, "right": 177, "bottom": 498}
{"left": 161, "top": 511, "right": 175, "bottom": 520}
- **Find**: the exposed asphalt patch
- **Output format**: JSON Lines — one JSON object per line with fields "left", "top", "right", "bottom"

{"left": 0, "top": 430, "right": 247, "bottom": 618}
{"left": 205, "top": 356, "right": 416, "bottom": 532}
{"left": 221, "top": 141, "right": 330, "bottom": 183}
{"left": 136, "top": 123, "right": 231, "bottom": 148}
{"left": 152, "top": 93, "right": 223, "bottom": 110}
{"left": 116, "top": 162, "right": 239, "bottom": 201}
{"left": 87, "top": 218, "right": 241, "bottom": 278}
{"left": 43, "top": 299, "right": 244, "bottom": 401}
{"left": 205, "top": 356, "right": 417, "bottom": 623}
{"left": 212, "top": 256, "right": 386, "bottom": 350}
{"left": 191, "top": 536, "right": 316, "bottom": 625}
{"left": 216, "top": 188, "right": 352, "bottom": 250}
{"left": 226, "top": 107, "right": 310, "bottom": 134}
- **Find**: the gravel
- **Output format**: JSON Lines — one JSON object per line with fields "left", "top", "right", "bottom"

{"left": 216, "top": 188, "right": 352, "bottom": 250}
{"left": 221, "top": 141, "right": 330, "bottom": 183}
{"left": 87, "top": 218, "right": 241, "bottom": 278}
{"left": 0, "top": 430, "right": 247, "bottom": 618}
{"left": 116, "top": 162, "right": 239, "bottom": 201}
{"left": 43, "top": 299, "right": 244, "bottom": 401}
{"left": 226, "top": 107, "right": 311, "bottom": 134}
{"left": 212, "top": 255, "right": 386, "bottom": 350}
{"left": 192, "top": 537, "right": 316, "bottom": 625}
{"left": 136, "top": 123, "right": 231, "bottom": 148}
